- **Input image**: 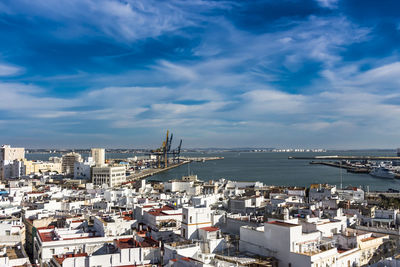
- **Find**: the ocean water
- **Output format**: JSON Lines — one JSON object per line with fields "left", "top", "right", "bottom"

{"left": 26, "top": 150, "right": 400, "bottom": 191}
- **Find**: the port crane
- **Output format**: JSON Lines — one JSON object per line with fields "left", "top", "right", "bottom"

{"left": 150, "top": 130, "right": 182, "bottom": 168}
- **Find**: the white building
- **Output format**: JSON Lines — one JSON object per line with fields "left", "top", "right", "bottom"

{"left": 92, "top": 165, "right": 126, "bottom": 187}
{"left": 91, "top": 148, "right": 105, "bottom": 166}
{"left": 228, "top": 195, "right": 264, "bottom": 214}
{"left": 239, "top": 219, "right": 388, "bottom": 267}
{"left": 198, "top": 227, "right": 224, "bottom": 253}
{"left": 142, "top": 205, "right": 183, "bottom": 239}
{"left": 0, "top": 217, "right": 26, "bottom": 246}
{"left": 34, "top": 225, "right": 134, "bottom": 265}
{"left": 337, "top": 187, "right": 365, "bottom": 203}
{"left": 0, "top": 245, "right": 31, "bottom": 267}
{"left": 181, "top": 206, "right": 212, "bottom": 240}
{"left": 50, "top": 237, "right": 161, "bottom": 267}
{"left": 61, "top": 152, "right": 82, "bottom": 176}
{"left": 164, "top": 180, "right": 202, "bottom": 195}
{"left": 309, "top": 184, "right": 337, "bottom": 202}
{"left": 0, "top": 145, "right": 25, "bottom": 180}
{"left": 10, "top": 160, "right": 25, "bottom": 179}
{"left": 74, "top": 157, "right": 94, "bottom": 180}
{"left": 93, "top": 214, "right": 136, "bottom": 237}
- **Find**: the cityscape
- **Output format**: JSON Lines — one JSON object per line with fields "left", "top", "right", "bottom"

{"left": 1, "top": 141, "right": 400, "bottom": 267}
{"left": 1, "top": 1, "right": 400, "bottom": 267}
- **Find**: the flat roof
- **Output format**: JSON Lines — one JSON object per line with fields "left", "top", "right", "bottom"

{"left": 200, "top": 226, "right": 219, "bottom": 232}
{"left": 146, "top": 205, "right": 182, "bottom": 217}
{"left": 267, "top": 221, "right": 299, "bottom": 227}
{"left": 115, "top": 237, "right": 158, "bottom": 249}
{"left": 54, "top": 253, "right": 88, "bottom": 265}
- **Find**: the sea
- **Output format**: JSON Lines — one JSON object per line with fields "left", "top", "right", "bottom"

{"left": 26, "top": 150, "right": 400, "bottom": 191}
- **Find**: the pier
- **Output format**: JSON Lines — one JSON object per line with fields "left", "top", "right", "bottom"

{"left": 289, "top": 156, "right": 400, "bottom": 160}
{"left": 124, "top": 156, "right": 224, "bottom": 183}
{"left": 180, "top": 156, "right": 224, "bottom": 162}
{"left": 309, "top": 161, "right": 370, "bottom": 173}
{"left": 125, "top": 160, "right": 190, "bottom": 182}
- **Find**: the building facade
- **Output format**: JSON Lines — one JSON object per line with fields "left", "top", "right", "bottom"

{"left": 61, "top": 152, "right": 82, "bottom": 176}
{"left": 91, "top": 148, "right": 105, "bottom": 166}
{"left": 0, "top": 145, "right": 25, "bottom": 180}
{"left": 92, "top": 165, "right": 126, "bottom": 187}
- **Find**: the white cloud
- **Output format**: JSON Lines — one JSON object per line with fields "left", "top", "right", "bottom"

{"left": 241, "top": 89, "right": 306, "bottom": 114}
{"left": 316, "top": 0, "right": 339, "bottom": 9}
{"left": 154, "top": 60, "right": 198, "bottom": 81}
{"left": 0, "top": 63, "right": 21, "bottom": 76}
{"left": 2, "top": 0, "right": 234, "bottom": 42}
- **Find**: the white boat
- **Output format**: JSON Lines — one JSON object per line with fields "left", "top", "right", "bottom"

{"left": 369, "top": 167, "right": 396, "bottom": 179}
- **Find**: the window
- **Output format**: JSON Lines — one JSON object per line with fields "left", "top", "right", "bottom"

{"left": 5, "top": 230, "right": 10, "bottom": 236}
{"left": 190, "top": 216, "right": 192, "bottom": 223}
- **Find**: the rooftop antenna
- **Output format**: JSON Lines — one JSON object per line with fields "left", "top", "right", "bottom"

{"left": 340, "top": 161, "right": 343, "bottom": 189}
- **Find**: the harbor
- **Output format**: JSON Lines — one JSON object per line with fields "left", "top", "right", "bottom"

{"left": 292, "top": 151, "right": 400, "bottom": 179}
{"left": 125, "top": 156, "right": 224, "bottom": 182}
{"left": 125, "top": 160, "right": 190, "bottom": 182}
{"left": 289, "top": 156, "right": 400, "bottom": 160}
{"left": 309, "top": 161, "right": 371, "bottom": 173}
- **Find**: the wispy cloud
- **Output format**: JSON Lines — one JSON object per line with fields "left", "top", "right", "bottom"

{"left": 0, "top": 0, "right": 400, "bottom": 148}
{"left": 0, "top": 0, "right": 234, "bottom": 42}
{"left": 0, "top": 63, "right": 22, "bottom": 76}
{"left": 316, "top": 0, "right": 339, "bottom": 9}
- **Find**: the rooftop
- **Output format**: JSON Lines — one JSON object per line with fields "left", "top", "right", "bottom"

{"left": 38, "top": 228, "right": 95, "bottom": 242}
{"left": 267, "top": 221, "right": 299, "bottom": 227}
{"left": 114, "top": 237, "right": 158, "bottom": 249}
{"left": 147, "top": 206, "right": 182, "bottom": 217}
{"left": 200, "top": 226, "right": 219, "bottom": 232}
{"left": 53, "top": 253, "right": 88, "bottom": 265}
{"left": 361, "top": 236, "right": 378, "bottom": 242}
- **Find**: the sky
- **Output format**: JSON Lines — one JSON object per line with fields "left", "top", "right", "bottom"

{"left": 0, "top": 0, "right": 400, "bottom": 149}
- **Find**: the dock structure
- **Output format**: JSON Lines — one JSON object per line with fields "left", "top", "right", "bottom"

{"left": 180, "top": 156, "right": 224, "bottom": 162}
{"left": 124, "top": 156, "right": 224, "bottom": 183}
{"left": 125, "top": 160, "right": 190, "bottom": 182}
{"left": 309, "top": 161, "right": 370, "bottom": 173}
{"left": 289, "top": 156, "right": 400, "bottom": 160}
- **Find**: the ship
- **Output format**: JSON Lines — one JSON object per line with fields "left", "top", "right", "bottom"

{"left": 369, "top": 166, "right": 396, "bottom": 179}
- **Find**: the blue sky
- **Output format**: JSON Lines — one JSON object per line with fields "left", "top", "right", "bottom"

{"left": 0, "top": 0, "right": 400, "bottom": 149}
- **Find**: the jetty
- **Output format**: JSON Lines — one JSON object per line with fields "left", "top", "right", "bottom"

{"left": 180, "top": 156, "right": 224, "bottom": 162}
{"left": 309, "top": 161, "right": 370, "bottom": 173}
{"left": 289, "top": 156, "right": 400, "bottom": 160}
{"left": 125, "top": 161, "right": 189, "bottom": 182}
{"left": 125, "top": 156, "right": 224, "bottom": 183}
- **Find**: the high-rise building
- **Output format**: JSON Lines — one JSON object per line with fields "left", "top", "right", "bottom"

{"left": 92, "top": 165, "right": 126, "bottom": 187}
{"left": 61, "top": 152, "right": 82, "bottom": 176}
{"left": 91, "top": 148, "right": 105, "bottom": 166}
{"left": 74, "top": 157, "right": 94, "bottom": 179}
{"left": 0, "top": 145, "right": 25, "bottom": 180}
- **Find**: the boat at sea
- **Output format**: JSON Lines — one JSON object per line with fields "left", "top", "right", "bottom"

{"left": 369, "top": 166, "right": 396, "bottom": 179}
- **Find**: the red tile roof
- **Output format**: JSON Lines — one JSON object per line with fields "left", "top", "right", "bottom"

{"left": 53, "top": 253, "right": 87, "bottom": 265}
{"left": 200, "top": 226, "right": 219, "bottom": 232}
{"left": 146, "top": 206, "right": 180, "bottom": 217}
{"left": 361, "top": 236, "right": 377, "bottom": 242}
{"left": 39, "top": 231, "right": 55, "bottom": 242}
{"left": 115, "top": 237, "right": 159, "bottom": 249}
